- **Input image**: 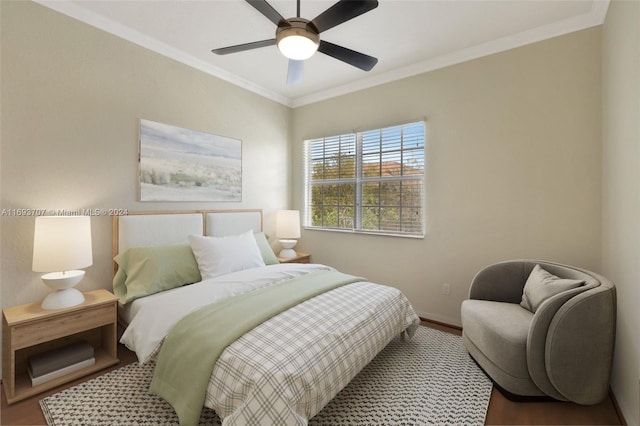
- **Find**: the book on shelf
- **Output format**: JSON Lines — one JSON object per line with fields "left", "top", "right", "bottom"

{"left": 28, "top": 341, "right": 94, "bottom": 378}
{"left": 29, "top": 357, "right": 95, "bottom": 387}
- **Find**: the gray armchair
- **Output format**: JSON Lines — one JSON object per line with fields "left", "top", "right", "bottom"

{"left": 461, "top": 260, "right": 616, "bottom": 404}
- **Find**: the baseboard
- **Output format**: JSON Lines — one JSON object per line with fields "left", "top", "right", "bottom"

{"left": 415, "top": 310, "right": 462, "bottom": 328}
{"left": 609, "top": 387, "right": 628, "bottom": 425}
{"left": 419, "top": 316, "right": 462, "bottom": 331}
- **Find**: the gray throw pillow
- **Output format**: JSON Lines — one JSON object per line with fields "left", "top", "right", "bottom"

{"left": 520, "top": 264, "right": 584, "bottom": 312}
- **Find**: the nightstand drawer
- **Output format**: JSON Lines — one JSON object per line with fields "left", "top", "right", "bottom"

{"left": 11, "top": 304, "right": 114, "bottom": 350}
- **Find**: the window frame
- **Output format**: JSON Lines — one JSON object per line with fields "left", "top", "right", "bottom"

{"left": 304, "top": 121, "right": 425, "bottom": 238}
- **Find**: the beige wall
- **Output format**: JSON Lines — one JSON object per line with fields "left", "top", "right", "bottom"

{"left": 293, "top": 28, "right": 603, "bottom": 326}
{"left": 602, "top": 1, "right": 640, "bottom": 425}
{"left": 3, "top": 1, "right": 635, "bottom": 419}
{"left": 0, "top": 1, "right": 292, "bottom": 310}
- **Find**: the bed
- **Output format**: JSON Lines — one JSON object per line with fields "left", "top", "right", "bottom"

{"left": 113, "top": 209, "right": 420, "bottom": 426}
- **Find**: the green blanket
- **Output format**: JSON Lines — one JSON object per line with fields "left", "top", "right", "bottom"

{"left": 149, "top": 268, "right": 362, "bottom": 426}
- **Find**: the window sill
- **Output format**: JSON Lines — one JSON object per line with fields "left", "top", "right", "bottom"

{"left": 303, "top": 226, "right": 424, "bottom": 239}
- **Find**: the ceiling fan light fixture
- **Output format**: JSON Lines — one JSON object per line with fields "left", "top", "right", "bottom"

{"left": 213, "top": 0, "right": 380, "bottom": 80}
{"left": 276, "top": 19, "right": 319, "bottom": 60}
{"left": 278, "top": 34, "right": 318, "bottom": 60}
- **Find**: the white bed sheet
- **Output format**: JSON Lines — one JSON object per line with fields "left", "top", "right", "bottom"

{"left": 121, "top": 263, "right": 334, "bottom": 364}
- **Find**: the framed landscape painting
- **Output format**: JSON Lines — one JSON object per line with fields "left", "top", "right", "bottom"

{"left": 139, "top": 119, "right": 242, "bottom": 202}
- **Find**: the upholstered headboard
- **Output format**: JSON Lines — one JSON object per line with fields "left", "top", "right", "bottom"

{"left": 112, "top": 209, "right": 263, "bottom": 273}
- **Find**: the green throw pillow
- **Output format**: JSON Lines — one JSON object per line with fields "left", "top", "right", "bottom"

{"left": 253, "top": 232, "right": 279, "bottom": 265}
{"left": 113, "top": 243, "right": 201, "bottom": 304}
{"left": 520, "top": 264, "right": 584, "bottom": 312}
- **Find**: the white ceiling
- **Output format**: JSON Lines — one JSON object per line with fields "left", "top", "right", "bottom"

{"left": 37, "top": 0, "right": 609, "bottom": 107}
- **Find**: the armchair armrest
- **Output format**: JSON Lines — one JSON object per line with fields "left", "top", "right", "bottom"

{"left": 544, "top": 285, "right": 616, "bottom": 404}
{"left": 527, "top": 268, "right": 615, "bottom": 405}
{"left": 469, "top": 260, "right": 529, "bottom": 303}
{"left": 526, "top": 285, "right": 588, "bottom": 400}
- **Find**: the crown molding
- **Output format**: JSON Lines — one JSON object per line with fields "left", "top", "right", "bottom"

{"left": 291, "top": 0, "right": 610, "bottom": 107}
{"left": 35, "top": 0, "right": 609, "bottom": 109}
{"left": 34, "top": 0, "right": 293, "bottom": 107}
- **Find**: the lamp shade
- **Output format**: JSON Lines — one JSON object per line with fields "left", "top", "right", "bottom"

{"left": 32, "top": 216, "right": 93, "bottom": 273}
{"left": 275, "top": 210, "right": 301, "bottom": 239}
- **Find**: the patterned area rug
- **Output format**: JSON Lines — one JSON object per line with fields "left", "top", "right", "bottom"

{"left": 40, "top": 327, "right": 492, "bottom": 426}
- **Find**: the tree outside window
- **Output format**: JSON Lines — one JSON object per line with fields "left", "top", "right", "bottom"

{"left": 305, "top": 122, "right": 425, "bottom": 237}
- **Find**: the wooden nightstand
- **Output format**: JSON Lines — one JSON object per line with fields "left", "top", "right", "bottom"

{"left": 278, "top": 252, "right": 311, "bottom": 264}
{"left": 2, "top": 289, "right": 119, "bottom": 404}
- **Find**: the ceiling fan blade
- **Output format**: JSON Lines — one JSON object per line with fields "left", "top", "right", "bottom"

{"left": 309, "top": 0, "right": 378, "bottom": 33}
{"left": 246, "top": 0, "right": 286, "bottom": 26}
{"left": 318, "top": 40, "right": 378, "bottom": 71}
{"left": 212, "top": 39, "right": 276, "bottom": 55}
{"left": 287, "top": 60, "right": 304, "bottom": 85}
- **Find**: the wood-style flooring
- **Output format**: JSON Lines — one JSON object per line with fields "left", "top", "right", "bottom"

{"left": 1, "top": 320, "right": 625, "bottom": 425}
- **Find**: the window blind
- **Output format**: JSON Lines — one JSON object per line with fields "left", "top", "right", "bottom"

{"left": 305, "top": 121, "right": 425, "bottom": 237}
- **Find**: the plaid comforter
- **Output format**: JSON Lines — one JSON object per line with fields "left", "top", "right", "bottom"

{"left": 205, "top": 281, "right": 420, "bottom": 425}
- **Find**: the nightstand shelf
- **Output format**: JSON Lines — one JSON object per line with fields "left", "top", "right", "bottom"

{"left": 278, "top": 252, "right": 311, "bottom": 264}
{"left": 2, "top": 289, "right": 119, "bottom": 404}
{"left": 12, "top": 348, "right": 115, "bottom": 401}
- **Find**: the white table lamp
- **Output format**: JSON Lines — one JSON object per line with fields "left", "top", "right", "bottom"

{"left": 32, "top": 216, "right": 93, "bottom": 310}
{"left": 276, "top": 210, "right": 301, "bottom": 259}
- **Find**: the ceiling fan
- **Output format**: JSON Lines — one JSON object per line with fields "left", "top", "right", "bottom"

{"left": 212, "top": 0, "right": 379, "bottom": 84}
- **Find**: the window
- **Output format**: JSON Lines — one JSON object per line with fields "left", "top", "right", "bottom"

{"left": 305, "top": 121, "right": 425, "bottom": 237}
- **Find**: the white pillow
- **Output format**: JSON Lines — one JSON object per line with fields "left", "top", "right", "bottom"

{"left": 188, "top": 230, "right": 265, "bottom": 280}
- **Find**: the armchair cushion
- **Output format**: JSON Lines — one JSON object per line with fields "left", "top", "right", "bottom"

{"left": 520, "top": 264, "right": 584, "bottom": 312}
{"left": 461, "top": 300, "right": 533, "bottom": 381}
